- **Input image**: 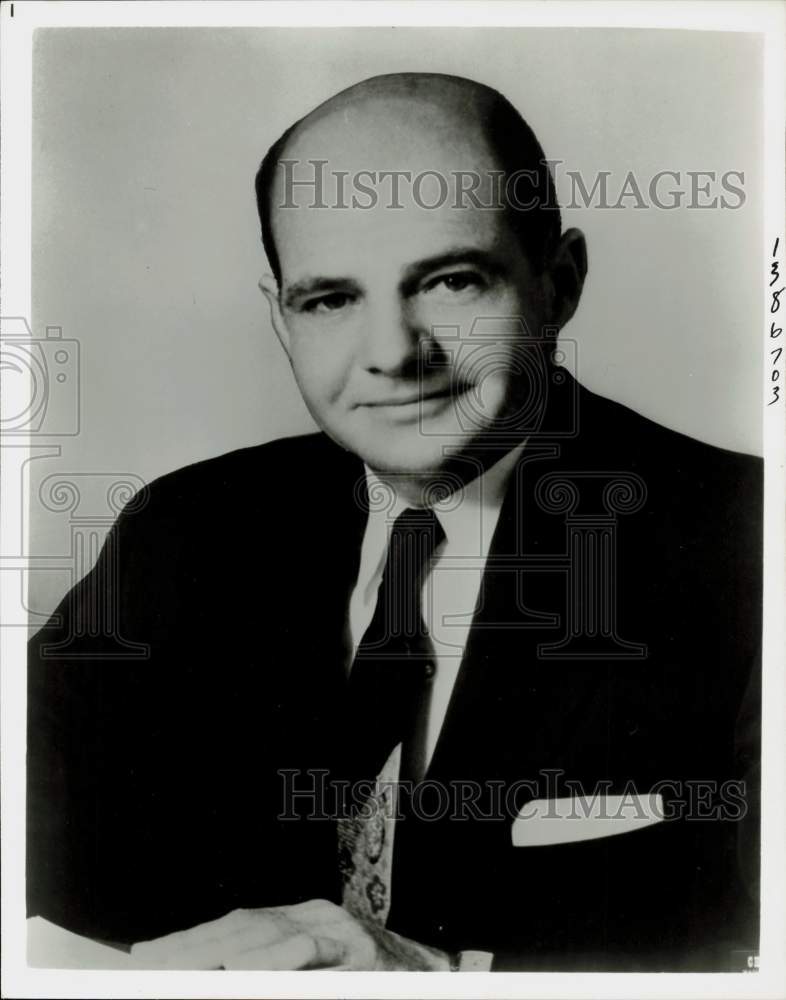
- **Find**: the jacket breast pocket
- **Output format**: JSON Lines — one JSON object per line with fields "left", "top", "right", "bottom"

{"left": 511, "top": 794, "right": 664, "bottom": 847}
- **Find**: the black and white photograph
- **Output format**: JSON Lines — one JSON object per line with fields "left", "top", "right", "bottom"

{"left": 1, "top": 2, "right": 784, "bottom": 997}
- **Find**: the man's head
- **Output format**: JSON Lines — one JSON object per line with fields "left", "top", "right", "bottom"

{"left": 256, "top": 73, "right": 587, "bottom": 485}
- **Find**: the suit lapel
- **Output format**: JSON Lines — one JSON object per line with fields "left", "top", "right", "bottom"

{"left": 426, "top": 435, "right": 614, "bottom": 786}
{"left": 275, "top": 439, "right": 367, "bottom": 705}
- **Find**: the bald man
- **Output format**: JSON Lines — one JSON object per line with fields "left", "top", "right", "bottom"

{"left": 27, "top": 74, "right": 761, "bottom": 971}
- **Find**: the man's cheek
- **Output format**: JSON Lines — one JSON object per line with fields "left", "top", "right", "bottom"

{"left": 291, "top": 349, "right": 345, "bottom": 409}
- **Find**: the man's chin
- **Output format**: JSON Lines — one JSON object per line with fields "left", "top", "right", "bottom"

{"left": 349, "top": 432, "right": 476, "bottom": 481}
{"left": 321, "top": 411, "right": 512, "bottom": 483}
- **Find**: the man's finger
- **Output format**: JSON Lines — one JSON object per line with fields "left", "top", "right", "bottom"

{"left": 131, "top": 909, "right": 282, "bottom": 968}
{"left": 223, "top": 933, "right": 347, "bottom": 970}
{"left": 283, "top": 898, "right": 342, "bottom": 921}
{"left": 132, "top": 909, "right": 252, "bottom": 960}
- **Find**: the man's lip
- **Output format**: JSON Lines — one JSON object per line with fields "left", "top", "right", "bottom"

{"left": 360, "top": 387, "right": 463, "bottom": 407}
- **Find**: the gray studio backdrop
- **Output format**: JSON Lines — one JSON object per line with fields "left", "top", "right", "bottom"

{"left": 29, "top": 26, "right": 763, "bottom": 622}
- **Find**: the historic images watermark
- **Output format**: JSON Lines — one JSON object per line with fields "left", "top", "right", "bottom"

{"left": 277, "top": 160, "right": 746, "bottom": 212}
{"left": 278, "top": 767, "right": 749, "bottom": 823}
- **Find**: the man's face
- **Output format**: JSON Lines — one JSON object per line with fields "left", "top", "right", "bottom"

{"left": 266, "top": 118, "right": 553, "bottom": 478}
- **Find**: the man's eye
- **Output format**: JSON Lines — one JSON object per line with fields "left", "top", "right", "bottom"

{"left": 428, "top": 272, "right": 485, "bottom": 294}
{"left": 303, "top": 292, "right": 353, "bottom": 313}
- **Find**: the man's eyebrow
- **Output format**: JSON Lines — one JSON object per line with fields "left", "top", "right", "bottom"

{"left": 282, "top": 277, "right": 361, "bottom": 309}
{"left": 281, "top": 249, "right": 506, "bottom": 308}
{"left": 400, "top": 248, "right": 508, "bottom": 293}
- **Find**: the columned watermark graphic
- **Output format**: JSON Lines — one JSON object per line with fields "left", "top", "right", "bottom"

{"left": 534, "top": 471, "right": 648, "bottom": 658}
{"left": 1, "top": 316, "right": 148, "bottom": 654}
{"left": 341, "top": 315, "right": 646, "bottom": 658}
{"left": 35, "top": 473, "right": 149, "bottom": 658}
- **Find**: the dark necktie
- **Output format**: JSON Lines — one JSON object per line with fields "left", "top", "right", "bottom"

{"left": 346, "top": 506, "right": 445, "bottom": 785}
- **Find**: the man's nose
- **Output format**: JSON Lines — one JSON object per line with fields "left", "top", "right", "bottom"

{"left": 358, "top": 296, "right": 425, "bottom": 377}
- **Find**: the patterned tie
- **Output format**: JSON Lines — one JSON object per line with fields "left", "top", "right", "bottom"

{"left": 338, "top": 506, "right": 445, "bottom": 924}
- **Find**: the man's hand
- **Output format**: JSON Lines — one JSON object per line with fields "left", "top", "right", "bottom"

{"left": 130, "top": 899, "right": 452, "bottom": 970}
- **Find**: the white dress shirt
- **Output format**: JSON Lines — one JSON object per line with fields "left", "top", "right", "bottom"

{"left": 348, "top": 443, "right": 525, "bottom": 770}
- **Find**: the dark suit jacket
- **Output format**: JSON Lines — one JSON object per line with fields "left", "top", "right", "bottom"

{"left": 27, "top": 375, "right": 762, "bottom": 970}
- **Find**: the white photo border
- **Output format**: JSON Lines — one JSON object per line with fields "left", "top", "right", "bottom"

{"left": 2, "top": 3, "right": 784, "bottom": 998}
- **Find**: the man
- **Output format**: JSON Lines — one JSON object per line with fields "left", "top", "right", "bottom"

{"left": 27, "top": 73, "right": 762, "bottom": 971}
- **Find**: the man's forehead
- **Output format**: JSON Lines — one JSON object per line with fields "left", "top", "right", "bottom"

{"left": 273, "top": 197, "right": 515, "bottom": 290}
{"left": 267, "top": 110, "right": 505, "bottom": 270}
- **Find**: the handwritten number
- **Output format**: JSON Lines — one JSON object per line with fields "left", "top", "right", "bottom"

{"left": 768, "top": 240, "right": 783, "bottom": 405}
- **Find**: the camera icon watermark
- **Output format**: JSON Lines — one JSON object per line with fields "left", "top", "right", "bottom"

{"left": 0, "top": 317, "right": 80, "bottom": 436}
{"left": 418, "top": 316, "right": 578, "bottom": 443}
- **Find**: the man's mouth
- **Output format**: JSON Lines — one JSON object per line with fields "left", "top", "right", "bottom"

{"left": 361, "top": 385, "right": 467, "bottom": 408}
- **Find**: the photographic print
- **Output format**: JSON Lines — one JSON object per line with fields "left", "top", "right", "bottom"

{"left": 2, "top": 3, "right": 784, "bottom": 998}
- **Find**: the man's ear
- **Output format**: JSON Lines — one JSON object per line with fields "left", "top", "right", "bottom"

{"left": 258, "top": 274, "right": 292, "bottom": 358}
{"left": 544, "top": 228, "right": 588, "bottom": 329}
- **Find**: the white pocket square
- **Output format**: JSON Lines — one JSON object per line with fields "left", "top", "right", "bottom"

{"left": 511, "top": 793, "right": 664, "bottom": 847}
